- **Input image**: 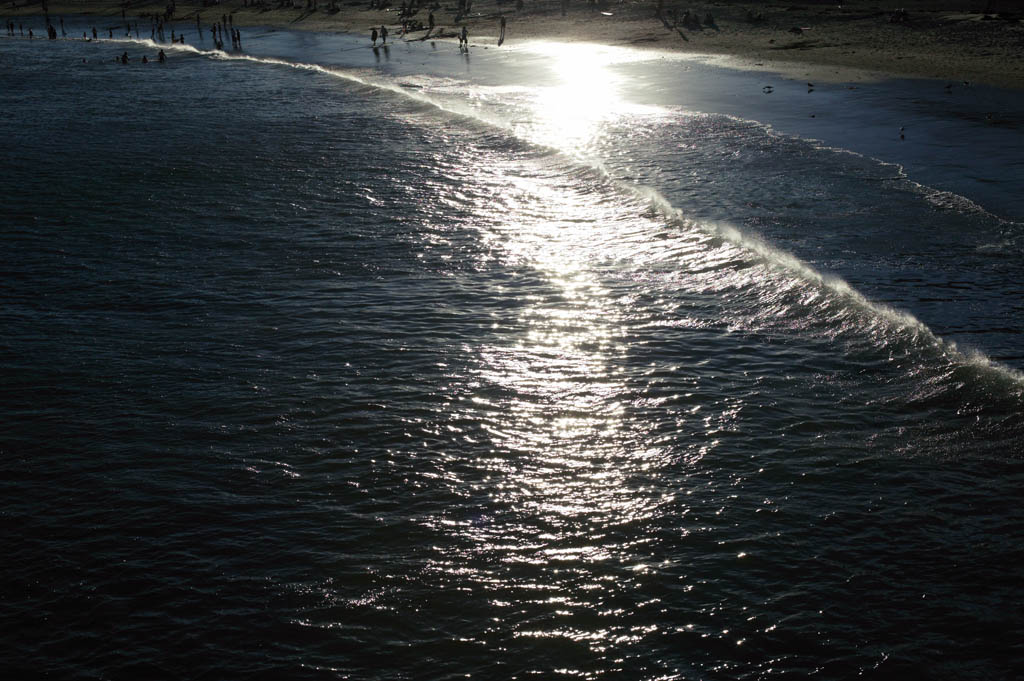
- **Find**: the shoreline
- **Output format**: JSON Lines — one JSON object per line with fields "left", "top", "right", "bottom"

{"left": 5, "top": 1, "right": 1024, "bottom": 90}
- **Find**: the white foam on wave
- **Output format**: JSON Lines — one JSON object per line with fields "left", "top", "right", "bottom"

{"left": 107, "top": 37, "right": 1024, "bottom": 387}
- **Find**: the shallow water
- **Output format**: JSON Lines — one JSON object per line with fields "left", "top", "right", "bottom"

{"left": 2, "top": 20, "right": 1023, "bottom": 680}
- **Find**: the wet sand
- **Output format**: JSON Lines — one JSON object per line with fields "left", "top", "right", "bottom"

{"left": 6, "top": 1, "right": 1024, "bottom": 88}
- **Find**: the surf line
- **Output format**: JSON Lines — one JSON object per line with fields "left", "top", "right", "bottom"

{"left": 125, "top": 39, "right": 1024, "bottom": 389}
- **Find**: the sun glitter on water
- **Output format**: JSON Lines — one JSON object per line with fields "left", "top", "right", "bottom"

{"left": 517, "top": 42, "right": 654, "bottom": 154}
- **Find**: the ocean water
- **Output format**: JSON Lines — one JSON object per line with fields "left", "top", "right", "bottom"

{"left": 2, "top": 19, "right": 1023, "bottom": 680}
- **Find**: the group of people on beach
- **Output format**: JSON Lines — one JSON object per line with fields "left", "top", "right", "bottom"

{"left": 204, "top": 13, "right": 242, "bottom": 51}
{"left": 370, "top": 24, "right": 388, "bottom": 46}
{"left": 117, "top": 48, "right": 167, "bottom": 64}
{"left": 397, "top": 3, "right": 435, "bottom": 37}
{"left": 6, "top": 8, "right": 251, "bottom": 65}
{"left": 6, "top": 18, "right": 61, "bottom": 40}
{"left": 370, "top": 19, "right": 470, "bottom": 50}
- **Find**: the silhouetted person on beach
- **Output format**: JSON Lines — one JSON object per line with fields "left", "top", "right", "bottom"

{"left": 459, "top": 25, "right": 468, "bottom": 50}
{"left": 120, "top": 51, "right": 129, "bottom": 64}
{"left": 158, "top": 49, "right": 166, "bottom": 62}
{"left": 371, "top": 27, "right": 378, "bottom": 45}
{"left": 498, "top": 14, "right": 505, "bottom": 45}
{"left": 380, "top": 25, "right": 388, "bottom": 44}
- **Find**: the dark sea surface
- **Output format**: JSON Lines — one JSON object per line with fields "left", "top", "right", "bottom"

{"left": 2, "top": 20, "right": 1023, "bottom": 680}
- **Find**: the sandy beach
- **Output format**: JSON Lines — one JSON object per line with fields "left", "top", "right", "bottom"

{"left": 6, "top": 0, "right": 1024, "bottom": 89}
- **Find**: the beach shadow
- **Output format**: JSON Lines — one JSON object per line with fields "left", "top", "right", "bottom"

{"left": 771, "top": 40, "right": 822, "bottom": 50}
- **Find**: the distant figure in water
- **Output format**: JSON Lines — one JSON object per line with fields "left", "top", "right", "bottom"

{"left": 92, "top": 27, "right": 97, "bottom": 39}
{"left": 459, "top": 25, "right": 468, "bottom": 50}
{"left": 498, "top": 14, "right": 506, "bottom": 45}
{"left": 380, "top": 25, "right": 388, "bottom": 44}
{"left": 158, "top": 49, "right": 166, "bottom": 63}
{"left": 28, "top": 28, "right": 34, "bottom": 40}
{"left": 120, "top": 51, "right": 128, "bottom": 64}
{"left": 142, "top": 55, "right": 148, "bottom": 64}
{"left": 371, "top": 27, "right": 378, "bottom": 46}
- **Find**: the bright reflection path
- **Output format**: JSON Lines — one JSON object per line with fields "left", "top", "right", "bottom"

{"left": 471, "top": 168, "right": 649, "bottom": 538}
{"left": 420, "top": 145, "right": 689, "bottom": 674}
{"left": 513, "top": 42, "right": 653, "bottom": 154}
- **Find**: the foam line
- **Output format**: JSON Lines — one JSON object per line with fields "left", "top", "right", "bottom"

{"left": 101, "top": 36, "right": 1024, "bottom": 387}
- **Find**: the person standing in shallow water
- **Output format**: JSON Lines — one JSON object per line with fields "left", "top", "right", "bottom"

{"left": 380, "top": 25, "right": 388, "bottom": 44}
{"left": 371, "top": 26, "right": 377, "bottom": 46}
{"left": 498, "top": 14, "right": 506, "bottom": 45}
